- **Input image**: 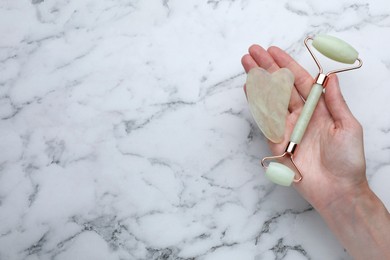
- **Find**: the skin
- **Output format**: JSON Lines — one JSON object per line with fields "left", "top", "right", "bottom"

{"left": 242, "top": 45, "right": 390, "bottom": 259}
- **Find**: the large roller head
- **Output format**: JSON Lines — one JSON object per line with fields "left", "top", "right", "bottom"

{"left": 312, "top": 35, "right": 359, "bottom": 64}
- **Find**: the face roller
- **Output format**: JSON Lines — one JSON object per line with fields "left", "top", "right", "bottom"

{"left": 261, "top": 35, "right": 363, "bottom": 186}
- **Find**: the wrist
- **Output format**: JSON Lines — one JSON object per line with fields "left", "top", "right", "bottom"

{"left": 319, "top": 181, "right": 390, "bottom": 259}
{"left": 318, "top": 179, "right": 371, "bottom": 216}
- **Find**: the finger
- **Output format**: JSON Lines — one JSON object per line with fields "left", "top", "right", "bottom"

{"left": 289, "top": 87, "right": 304, "bottom": 112}
{"left": 324, "top": 75, "right": 354, "bottom": 125}
{"left": 248, "top": 45, "right": 304, "bottom": 112}
{"left": 241, "top": 54, "right": 258, "bottom": 73}
{"left": 248, "top": 45, "right": 279, "bottom": 72}
{"left": 267, "top": 46, "right": 313, "bottom": 99}
{"left": 241, "top": 54, "right": 257, "bottom": 95}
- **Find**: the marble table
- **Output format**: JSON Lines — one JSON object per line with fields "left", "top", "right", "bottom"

{"left": 1, "top": 0, "right": 389, "bottom": 259}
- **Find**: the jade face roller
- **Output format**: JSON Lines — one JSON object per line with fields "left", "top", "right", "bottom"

{"left": 261, "top": 35, "right": 363, "bottom": 186}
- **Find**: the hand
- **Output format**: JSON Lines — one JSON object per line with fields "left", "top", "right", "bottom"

{"left": 241, "top": 45, "right": 390, "bottom": 259}
{"left": 241, "top": 44, "right": 366, "bottom": 212}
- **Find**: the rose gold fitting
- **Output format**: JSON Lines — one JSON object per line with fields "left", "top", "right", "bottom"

{"left": 304, "top": 36, "right": 363, "bottom": 87}
{"left": 315, "top": 73, "right": 328, "bottom": 86}
{"left": 261, "top": 142, "right": 303, "bottom": 183}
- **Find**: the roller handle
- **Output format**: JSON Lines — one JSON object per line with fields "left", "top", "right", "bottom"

{"left": 290, "top": 83, "right": 324, "bottom": 144}
{"left": 263, "top": 84, "right": 323, "bottom": 187}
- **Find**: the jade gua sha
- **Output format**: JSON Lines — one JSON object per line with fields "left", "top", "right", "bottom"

{"left": 246, "top": 67, "right": 294, "bottom": 143}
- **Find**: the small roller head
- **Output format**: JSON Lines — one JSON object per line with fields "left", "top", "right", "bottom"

{"left": 312, "top": 35, "right": 359, "bottom": 64}
{"left": 265, "top": 162, "right": 295, "bottom": 186}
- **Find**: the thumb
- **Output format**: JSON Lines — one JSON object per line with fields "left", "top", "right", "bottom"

{"left": 324, "top": 75, "right": 354, "bottom": 125}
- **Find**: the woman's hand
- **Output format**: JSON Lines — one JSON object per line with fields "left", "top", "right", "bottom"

{"left": 241, "top": 45, "right": 390, "bottom": 259}
{"left": 242, "top": 44, "right": 366, "bottom": 211}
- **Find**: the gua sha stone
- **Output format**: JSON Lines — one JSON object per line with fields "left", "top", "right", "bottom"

{"left": 246, "top": 67, "right": 294, "bottom": 143}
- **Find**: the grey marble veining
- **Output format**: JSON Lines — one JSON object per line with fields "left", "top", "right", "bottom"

{"left": 0, "top": 0, "right": 389, "bottom": 259}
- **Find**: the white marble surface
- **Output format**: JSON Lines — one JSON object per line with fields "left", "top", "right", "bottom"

{"left": 0, "top": 0, "right": 389, "bottom": 259}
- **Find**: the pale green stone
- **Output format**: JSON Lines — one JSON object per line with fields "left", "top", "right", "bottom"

{"left": 290, "top": 84, "right": 323, "bottom": 144}
{"left": 265, "top": 162, "right": 295, "bottom": 186}
{"left": 246, "top": 67, "right": 294, "bottom": 143}
{"left": 312, "top": 35, "right": 359, "bottom": 64}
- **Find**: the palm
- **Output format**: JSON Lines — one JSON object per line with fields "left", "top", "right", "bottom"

{"left": 242, "top": 45, "right": 366, "bottom": 212}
